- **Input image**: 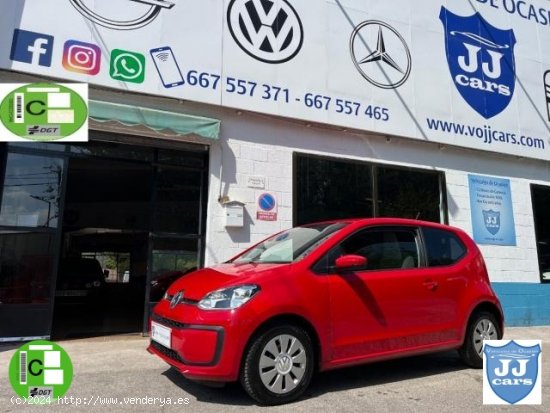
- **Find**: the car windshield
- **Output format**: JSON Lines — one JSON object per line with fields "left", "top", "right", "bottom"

{"left": 232, "top": 222, "right": 348, "bottom": 264}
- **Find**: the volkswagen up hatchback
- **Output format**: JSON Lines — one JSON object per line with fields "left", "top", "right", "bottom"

{"left": 148, "top": 218, "right": 503, "bottom": 405}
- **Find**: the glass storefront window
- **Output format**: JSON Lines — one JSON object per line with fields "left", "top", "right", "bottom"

{"left": 69, "top": 141, "right": 154, "bottom": 162}
{"left": 153, "top": 167, "right": 202, "bottom": 234}
{"left": 81, "top": 252, "right": 131, "bottom": 283}
{"left": 296, "top": 155, "right": 373, "bottom": 225}
{"left": 157, "top": 148, "right": 206, "bottom": 168}
{"left": 295, "top": 154, "right": 444, "bottom": 225}
{"left": 377, "top": 167, "right": 441, "bottom": 223}
{"left": 531, "top": 185, "right": 550, "bottom": 283}
{"left": 149, "top": 237, "right": 198, "bottom": 303}
{"left": 8, "top": 142, "right": 66, "bottom": 151}
{"left": 0, "top": 153, "right": 64, "bottom": 228}
{"left": 0, "top": 230, "right": 55, "bottom": 304}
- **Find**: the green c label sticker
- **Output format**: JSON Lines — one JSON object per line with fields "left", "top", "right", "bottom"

{"left": 9, "top": 340, "right": 73, "bottom": 403}
{"left": 0, "top": 83, "right": 87, "bottom": 141}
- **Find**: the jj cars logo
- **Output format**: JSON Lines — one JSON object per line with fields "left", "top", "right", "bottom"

{"left": 227, "top": 0, "right": 304, "bottom": 63}
{"left": 484, "top": 340, "right": 542, "bottom": 405}
{"left": 440, "top": 7, "right": 516, "bottom": 119}
{"left": 483, "top": 210, "right": 501, "bottom": 235}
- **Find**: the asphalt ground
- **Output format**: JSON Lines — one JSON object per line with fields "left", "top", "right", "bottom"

{"left": 0, "top": 326, "right": 548, "bottom": 413}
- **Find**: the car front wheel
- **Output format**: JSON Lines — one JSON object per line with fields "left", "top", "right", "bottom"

{"left": 459, "top": 311, "right": 501, "bottom": 368}
{"left": 240, "top": 325, "right": 314, "bottom": 405}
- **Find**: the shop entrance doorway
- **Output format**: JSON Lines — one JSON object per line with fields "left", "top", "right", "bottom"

{"left": 0, "top": 137, "right": 208, "bottom": 340}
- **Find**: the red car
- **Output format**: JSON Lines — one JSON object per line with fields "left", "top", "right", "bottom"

{"left": 148, "top": 218, "right": 503, "bottom": 405}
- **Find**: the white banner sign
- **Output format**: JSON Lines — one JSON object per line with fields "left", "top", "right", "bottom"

{"left": 3, "top": 0, "right": 550, "bottom": 160}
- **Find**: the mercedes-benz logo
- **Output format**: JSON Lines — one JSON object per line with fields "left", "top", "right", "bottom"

{"left": 227, "top": 0, "right": 304, "bottom": 64}
{"left": 350, "top": 20, "right": 412, "bottom": 89}
{"left": 169, "top": 291, "right": 183, "bottom": 309}
{"left": 69, "top": 0, "right": 175, "bottom": 30}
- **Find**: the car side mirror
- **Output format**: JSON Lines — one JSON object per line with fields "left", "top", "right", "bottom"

{"left": 334, "top": 255, "right": 367, "bottom": 271}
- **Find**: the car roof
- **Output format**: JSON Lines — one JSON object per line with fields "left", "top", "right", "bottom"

{"left": 304, "top": 217, "right": 463, "bottom": 233}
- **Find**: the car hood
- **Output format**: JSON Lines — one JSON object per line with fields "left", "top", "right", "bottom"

{"left": 167, "top": 262, "right": 292, "bottom": 301}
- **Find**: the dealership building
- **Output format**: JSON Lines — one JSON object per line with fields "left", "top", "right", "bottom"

{"left": 1, "top": 0, "right": 549, "bottom": 341}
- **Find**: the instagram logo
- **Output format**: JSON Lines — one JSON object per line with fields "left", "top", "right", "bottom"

{"left": 62, "top": 40, "right": 101, "bottom": 75}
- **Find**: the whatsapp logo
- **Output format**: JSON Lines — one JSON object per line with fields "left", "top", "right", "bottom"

{"left": 9, "top": 340, "right": 73, "bottom": 404}
{"left": 110, "top": 49, "right": 145, "bottom": 83}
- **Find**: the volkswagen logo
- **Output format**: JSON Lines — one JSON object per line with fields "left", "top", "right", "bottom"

{"left": 69, "top": 0, "right": 175, "bottom": 30}
{"left": 170, "top": 291, "right": 183, "bottom": 309}
{"left": 350, "top": 20, "right": 412, "bottom": 89}
{"left": 227, "top": 0, "right": 304, "bottom": 64}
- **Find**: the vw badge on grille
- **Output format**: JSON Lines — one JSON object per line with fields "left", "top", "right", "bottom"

{"left": 170, "top": 291, "right": 183, "bottom": 309}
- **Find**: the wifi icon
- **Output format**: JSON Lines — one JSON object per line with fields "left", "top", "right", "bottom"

{"left": 156, "top": 52, "right": 170, "bottom": 61}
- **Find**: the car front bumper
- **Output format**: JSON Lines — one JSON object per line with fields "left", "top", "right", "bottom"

{"left": 147, "top": 301, "right": 252, "bottom": 382}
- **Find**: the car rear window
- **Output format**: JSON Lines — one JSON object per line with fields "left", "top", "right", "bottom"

{"left": 422, "top": 227, "right": 466, "bottom": 266}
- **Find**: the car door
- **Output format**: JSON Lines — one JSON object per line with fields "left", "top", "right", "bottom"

{"left": 418, "top": 226, "right": 470, "bottom": 339}
{"left": 316, "top": 225, "right": 446, "bottom": 363}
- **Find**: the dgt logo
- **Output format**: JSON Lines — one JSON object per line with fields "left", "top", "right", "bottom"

{"left": 439, "top": 7, "right": 516, "bottom": 119}
{"left": 10, "top": 29, "right": 54, "bottom": 67}
{"left": 483, "top": 340, "right": 542, "bottom": 405}
{"left": 8, "top": 340, "right": 73, "bottom": 403}
{"left": 227, "top": 0, "right": 304, "bottom": 64}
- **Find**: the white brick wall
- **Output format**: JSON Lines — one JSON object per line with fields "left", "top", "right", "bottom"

{"left": 203, "top": 107, "right": 549, "bottom": 284}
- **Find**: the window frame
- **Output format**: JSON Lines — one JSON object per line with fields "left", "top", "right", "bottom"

{"left": 418, "top": 226, "right": 468, "bottom": 268}
{"left": 293, "top": 152, "right": 449, "bottom": 226}
{"left": 311, "top": 225, "right": 425, "bottom": 275}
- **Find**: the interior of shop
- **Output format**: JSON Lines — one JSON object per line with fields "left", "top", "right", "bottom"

{"left": 531, "top": 184, "right": 550, "bottom": 283}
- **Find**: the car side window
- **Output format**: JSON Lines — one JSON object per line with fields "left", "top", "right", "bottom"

{"left": 422, "top": 227, "right": 467, "bottom": 266}
{"left": 317, "top": 227, "right": 420, "bottom": 272}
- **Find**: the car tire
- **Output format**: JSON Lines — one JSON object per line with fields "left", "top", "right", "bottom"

{"left": 240, "top": 324, "right": 314, "bottom": 405}
{"left": 459, "top": 311, "right": 501, "bottom": 368}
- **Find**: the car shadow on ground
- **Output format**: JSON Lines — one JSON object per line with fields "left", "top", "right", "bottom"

{"left": 162, "top": 350, "right": 469, "bottom": 406}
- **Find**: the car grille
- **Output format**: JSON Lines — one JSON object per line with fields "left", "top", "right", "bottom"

{"left": 151, "top": 313, "right": 186, "bottom": 329}
{"left": 164, "top": 293, "right": 199, "bottom": 305}
{"left": 151, "top": 340, "right": 184, "bottom": 364}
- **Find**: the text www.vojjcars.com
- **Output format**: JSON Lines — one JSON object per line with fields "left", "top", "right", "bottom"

{"left": 426, "top": 117, "right": 546, "bottom": 150}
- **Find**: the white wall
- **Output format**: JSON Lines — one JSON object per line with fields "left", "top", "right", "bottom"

{"left": 202, "top": 106, "right": 550, "bottom": 284}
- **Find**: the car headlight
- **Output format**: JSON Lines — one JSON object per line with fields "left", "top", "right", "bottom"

{"left": 198, "top": 285, "right": 260, "bottom": 310}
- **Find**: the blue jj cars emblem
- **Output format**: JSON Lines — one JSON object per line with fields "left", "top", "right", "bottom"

{"left": 484, "top": 341, "right": 541, "bottom": 404}
{"left": 439, "top": 7, "right": 516, "bottom": 119}
{"left": 482, "top": 209, "right": 500, "bottom": 235}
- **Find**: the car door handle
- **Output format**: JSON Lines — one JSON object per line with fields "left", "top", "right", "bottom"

{"left": 423, "top": 280, "right": 438, "bottom": 291}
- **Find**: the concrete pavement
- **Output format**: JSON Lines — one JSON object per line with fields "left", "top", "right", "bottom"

{"left": 1, "top": 327, "right": 548, "bottom": 412}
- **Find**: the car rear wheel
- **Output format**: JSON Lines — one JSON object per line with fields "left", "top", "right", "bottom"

{"left": 459, "top": 311, "right": 501, "bottom": 368}
{"left": 240, "top": 325, "right": 314, "bottom": 405}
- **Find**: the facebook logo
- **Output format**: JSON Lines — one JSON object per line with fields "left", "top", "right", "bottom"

{"left": 10, "top": 29, "right": 54, "bottom": 67}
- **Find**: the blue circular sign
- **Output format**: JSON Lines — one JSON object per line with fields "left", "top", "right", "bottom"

{"left": 258, "top": 193, "right": 276, "bottom": 211}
